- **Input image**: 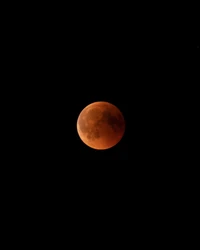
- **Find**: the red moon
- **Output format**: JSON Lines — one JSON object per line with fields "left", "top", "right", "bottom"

{"left": 77, "top": 101, "right": 125, "bottom": 150}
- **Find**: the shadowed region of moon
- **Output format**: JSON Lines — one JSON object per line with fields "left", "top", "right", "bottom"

{"left": 77, "top": 101, "right": 125, "bottom": 150}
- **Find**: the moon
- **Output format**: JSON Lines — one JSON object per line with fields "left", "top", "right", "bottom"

{"left": 77, "top": 101, "right": 125, "bottom": 150}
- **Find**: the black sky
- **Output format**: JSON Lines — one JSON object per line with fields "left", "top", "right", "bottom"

{"left": 8, "top": 3, "right": 197, "bottom": 198}
{"left": 5, "top": 4, "right": 199, "bottom": 244}
{"left": 20, "top": 6, "right": 198, "bottom": 166}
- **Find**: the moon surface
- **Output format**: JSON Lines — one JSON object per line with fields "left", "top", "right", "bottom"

{"left": 77, "top": 101, "right": 125, "bottom": 150}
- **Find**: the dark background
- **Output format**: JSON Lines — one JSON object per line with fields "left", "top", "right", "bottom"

{"left": 9, "top": 4, "right": 198, "bottom": 185}
{"left": 4, "top": 4, "right": 199, "bottom": 244}
{"left": 19, "top": 9, "right": 181, "bottom": 163}
{"left": 8, "top": 5, "right": 198, "bottom": 172}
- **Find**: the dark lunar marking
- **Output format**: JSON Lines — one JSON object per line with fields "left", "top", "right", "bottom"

{"left": 101, "top": 110, "right": 124, "bottom": 132}
{"left": 86, "top": 127, "right": 100, "bottom": 140}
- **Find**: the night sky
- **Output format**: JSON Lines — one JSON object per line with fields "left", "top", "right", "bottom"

{"left": 34, "top": 16, "right": 135, "bottom": 162}
{"left": 25, "top": 10, "right": 198, "bottom": 166}
{"left": 43, "top": 77, "right": 130, "bottom": 162}
{"left": 6, "top": 4, "right": 199, "bottom": 244}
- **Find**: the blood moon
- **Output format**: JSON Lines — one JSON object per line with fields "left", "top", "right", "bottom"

{"left": 77, "top": 101, "right": 125, "bottom": 150}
